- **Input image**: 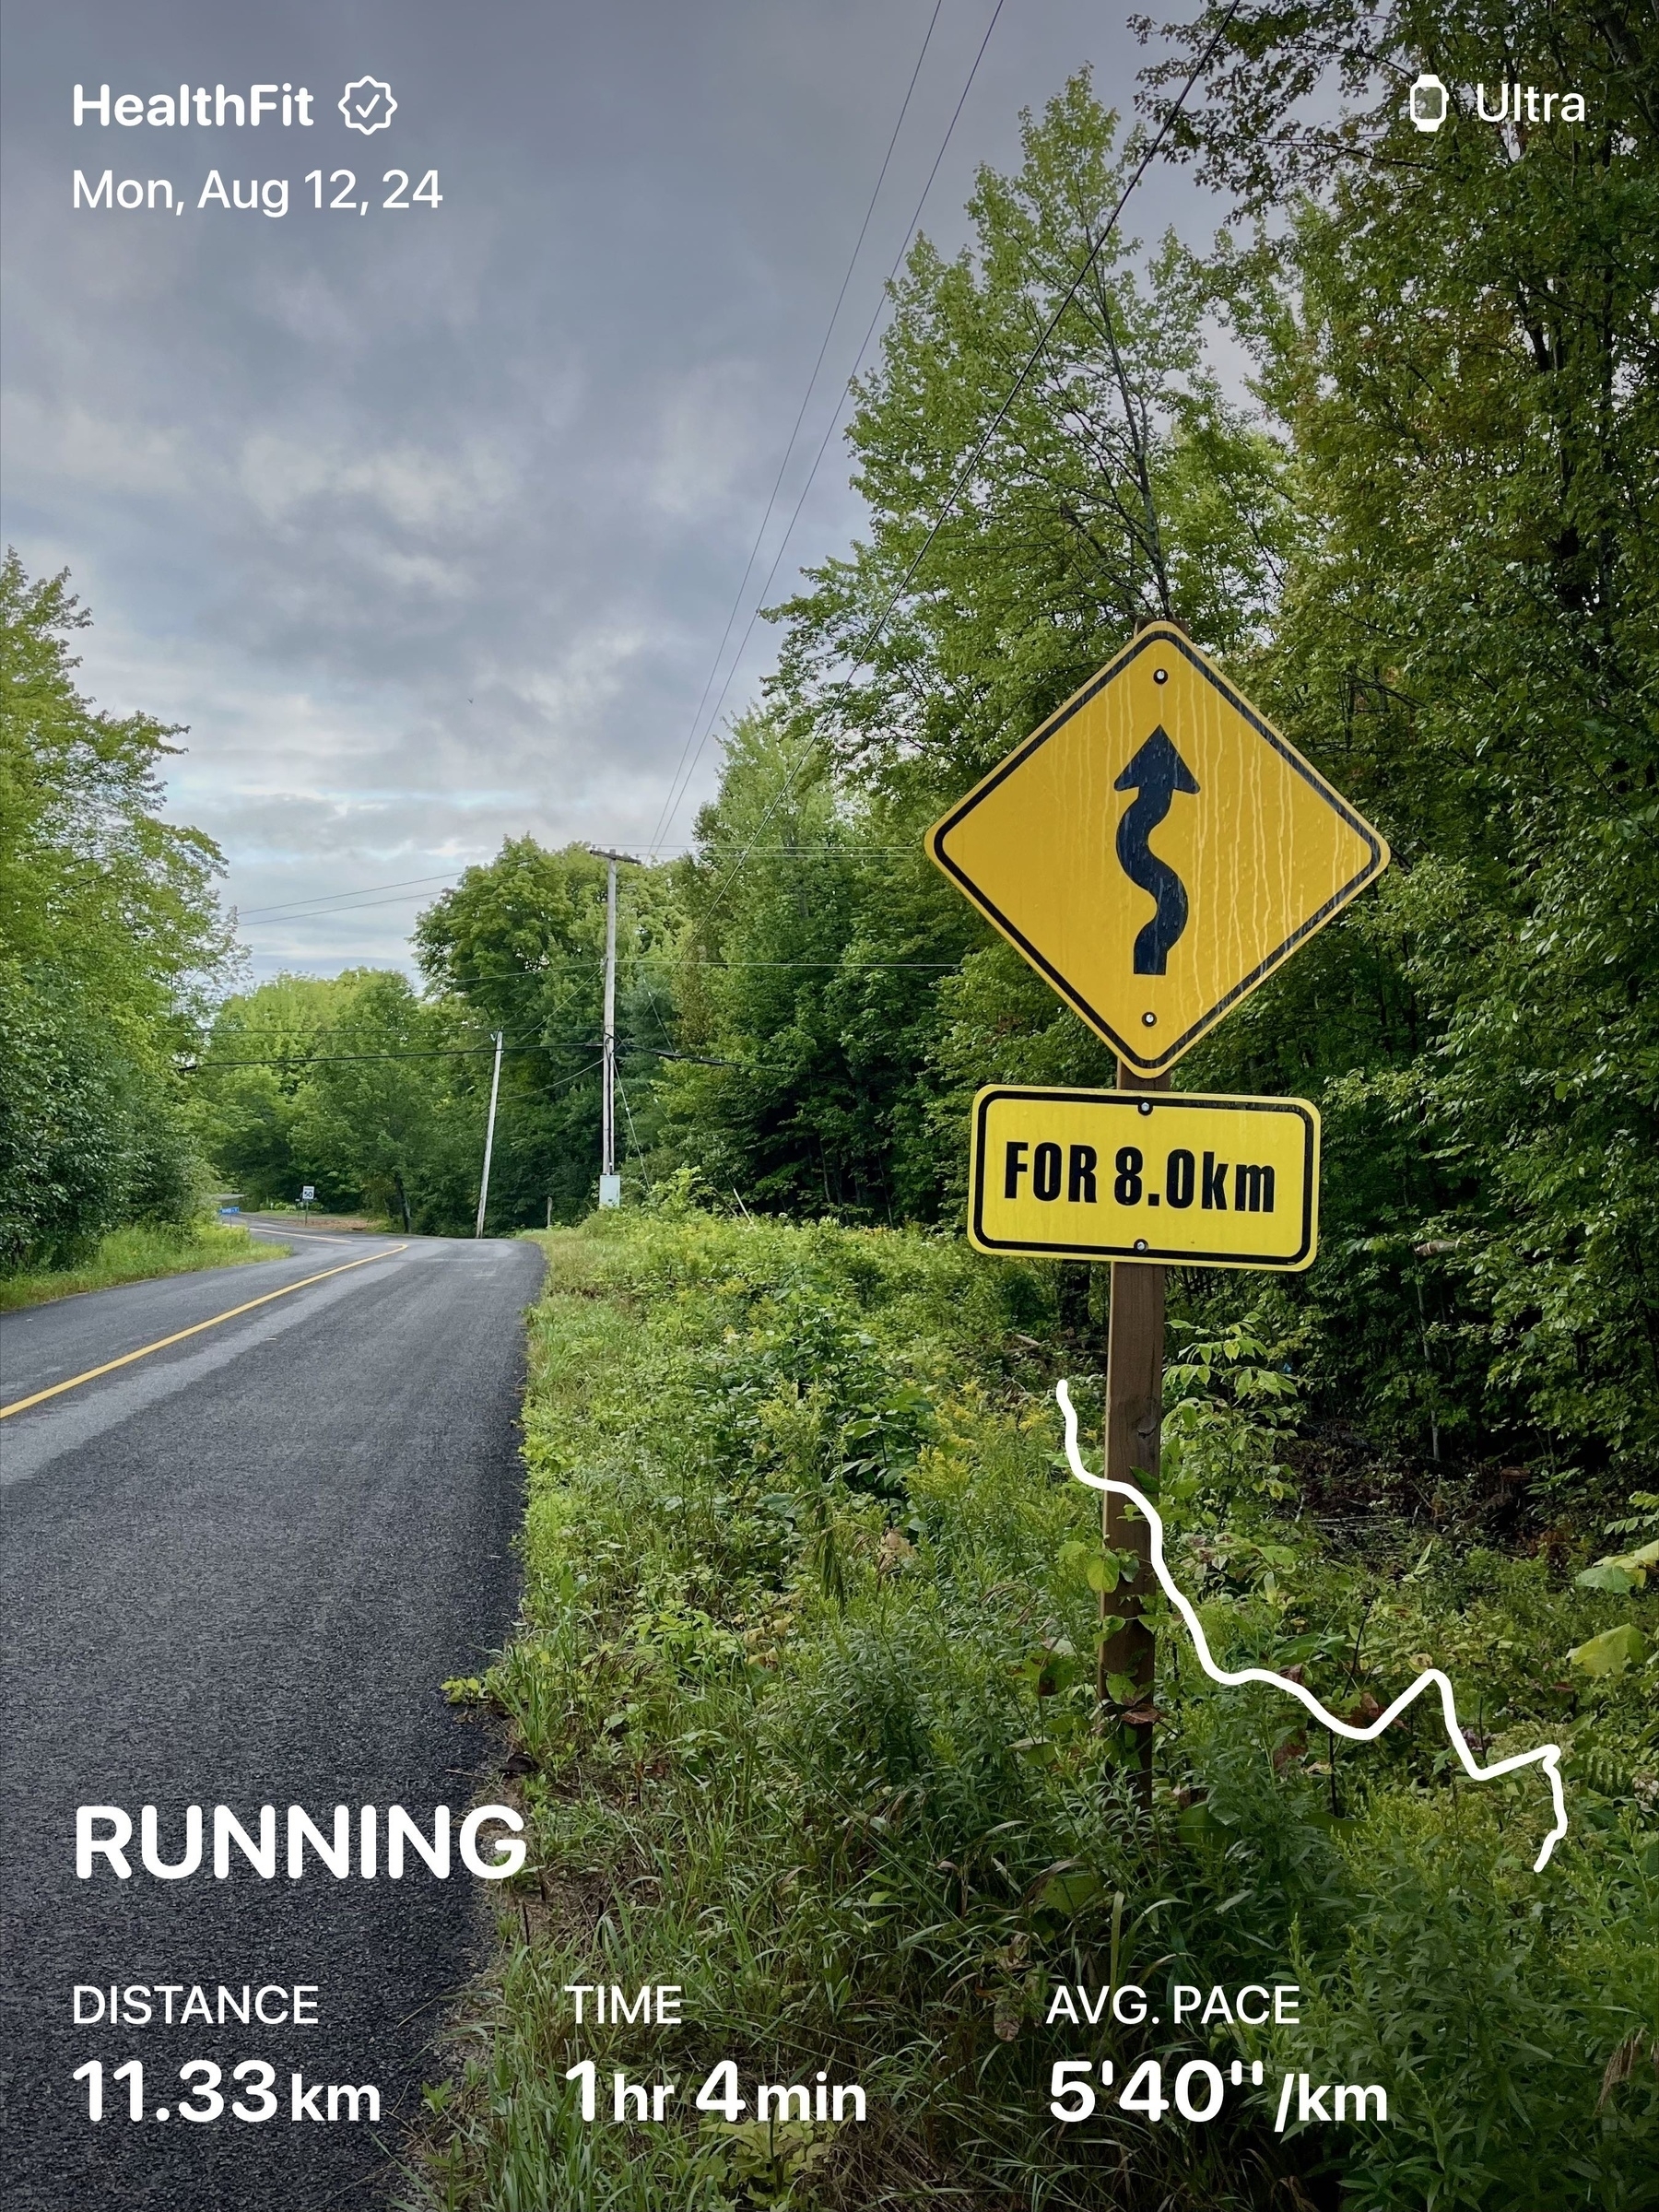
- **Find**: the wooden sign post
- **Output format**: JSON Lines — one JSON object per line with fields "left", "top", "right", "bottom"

{"left": 1099, "top": 1062, "right": 1166, "bottom": 1801}
{"left": 959, "top": 1072, "right": 1322, "bottom": 1793}
{"left": 927, "top": 622, "right": 1389, "bottom": 1802}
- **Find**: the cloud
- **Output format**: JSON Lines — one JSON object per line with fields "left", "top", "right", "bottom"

{"left": 3, "top": 393, "right": 192, "bottom": 498}
{"left": 237, "top": 431, "right": 514, "bottom": 532}
{"left": 2, "top": 0, "right": 1200, "bottom": 980}
{"left": 642, "top": 357, "right": 770, "bottom": 521}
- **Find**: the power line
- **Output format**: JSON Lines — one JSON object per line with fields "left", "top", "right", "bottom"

{"left": 694, "top": 0, "right": 1244, "bottom": 938}
{"left": 653, "top": 0, "right": 1009, "bottom": 852}
{"left": 186, "top": 1033, "right": 936, "bottom": 1083}
{"left": 236, "top": 871, "right": 466, "bottom": 921}
{"left": 419, "top": 956, "right": 969, "bottom": 998}
{"left": 535, "top": 1055, "right": 607, "bottom": 1098}
{"left": 662, "top": 958, "right": 963, "bottom": 971}
{"left": 239, "top": 888, "right": 466, "bottom": 926}
{"left": 186, "top": 1050, "right": 610, "bottom": 1101}
{"left": 647, "top": 0, "right": 947, "bottom": 856}
{"left": 230, "top": 848, "right": 942, "bottom": 934}
{"left": 186, "top": 1044, "right": 540, "bottom": 1069}
{"left": 461, "top": 956, "right": 965, "bottom": 970}
{"left": 206, "top": 959, "right": 968, "bottom": 1058}
{"left": 613, "top": 1070, "right": 653, "bottom": 1194}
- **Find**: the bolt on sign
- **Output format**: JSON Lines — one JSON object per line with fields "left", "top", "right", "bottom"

{"left": 969, "top": 1088, "right": 1319, "bottom": 1271}
{"left": 926, "top": 624, "right": 1389, "bottom": 1075}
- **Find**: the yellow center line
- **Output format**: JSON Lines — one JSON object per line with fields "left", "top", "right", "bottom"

{"left": 245, "top": 1226, "right": 359, "bottom": 1242}
{"left": 0, "top": 1246, "right": 409, "bottom": 1420}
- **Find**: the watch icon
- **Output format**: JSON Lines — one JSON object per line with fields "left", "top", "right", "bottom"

{"left": 1408, "top": 74, "right": 1448, "bottom": 132}
{"left": 339, "top": 76, "right": 396, "bottom": 133}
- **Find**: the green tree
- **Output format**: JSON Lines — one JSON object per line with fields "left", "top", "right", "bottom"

{"left": 415, "top": 840, "right": 683, "bottom": 1223}
{"left": 771, "top": 70, "right": 1298, "bottom": 800}
{"left": 0, "top": 552, "right": 232, "bottom": 1267}
{"left": 660, "top": 713, "right": 978, "bottom": 1218}
{"left": 197, "top": 970, "right": 487, "bottom": 1230}
{"left": 194, "top": 973, "right": 354, "bottom": 1206}
{"left": 1141, "top": 0, "right": 1659, "bottom": 1469}
{"left": 290, "top": 971, "right": 481, "bottom": 1230}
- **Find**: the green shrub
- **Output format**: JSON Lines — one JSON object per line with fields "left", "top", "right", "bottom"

{"left": 414, "top": 1210, "right": 1658, "bottom": 2211}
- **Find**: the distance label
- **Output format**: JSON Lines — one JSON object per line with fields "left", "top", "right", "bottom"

{"left": 968, "top": 1088, "right": 1319, "bottom": 1270}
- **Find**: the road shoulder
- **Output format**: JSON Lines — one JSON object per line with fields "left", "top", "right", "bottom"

{"left": 0, "top": 1220, "right": 290, "bottom": 1313}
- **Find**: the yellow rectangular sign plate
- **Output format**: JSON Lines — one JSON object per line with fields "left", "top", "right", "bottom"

{"left": 969, "top": 1087, "right": 1319, "bottom": 1271}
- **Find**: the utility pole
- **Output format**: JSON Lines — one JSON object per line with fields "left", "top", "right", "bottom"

{"left": 475, "top": 1030, "right": 504, "bottom": 1239}
{"left": 591, "top": 850, "right": 632, "bottom": 1208}
{"left": 1099, "top": 1058, "right": 1170, "bottom": 1809}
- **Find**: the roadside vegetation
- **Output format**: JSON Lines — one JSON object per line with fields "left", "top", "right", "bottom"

{"left": 1, "top": 553, "right": 236, "bottom": 1278}
{"left": 371, "top": 15, "right": 1655, "bottom": 2198}
{"left": 8, "top": 4, "right": 1654, "bottom": 2193}
{"left": 0, "top": 1217, "right": 286, "bottom": 1314}
{"left": 416, "top": 1206, "right": 1656, "bottom": 2210}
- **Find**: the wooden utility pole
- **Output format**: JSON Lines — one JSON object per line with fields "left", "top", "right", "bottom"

{"left": 602, "top": 854, "right": 618, "bottom": 1193}
{"left": 1099, "top": 1058, "right": 1170, "bottom": 1806}
{"left": 474, "top": 1030, "right": 504, "bottom": 1239}
{"left": 591, "top": 849, "right": 631, "bottom": 1208}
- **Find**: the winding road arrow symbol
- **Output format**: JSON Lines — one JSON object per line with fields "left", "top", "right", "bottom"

{"left": 926, "top": 621, "right": 1390, "bottom": 1070}
{"left": 1114, "top": 724, "right": 1199, "bottom": 974}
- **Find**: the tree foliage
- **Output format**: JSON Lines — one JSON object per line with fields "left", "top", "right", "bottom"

{"left": 414, "top": 839, "right": 683, "bottom": 1224}
{"left": 1161, "top": 0, "right": 1659, "bottom": 1466}
{"left": 771, "top": 69, "right": 1297, "bottom": 797}
{"left": 0, "top": 552, "right": 231, "bottom": 1268}
{"left": 677, "top": 37, "right": 1659, "bottom": 1487}
{"left": 658, "top": 714, "right": 979, "bottom": 1219}
{"left": 195, "top": 971, "right": 487, "bottom": 1230}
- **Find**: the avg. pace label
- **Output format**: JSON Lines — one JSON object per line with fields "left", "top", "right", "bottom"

{"left": 968, "top": 1088, "right": 1319, "bottom": 1271}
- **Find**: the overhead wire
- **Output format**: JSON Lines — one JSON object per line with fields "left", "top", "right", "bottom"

{"left": 230, "top": 849, "right": 935, "bottom": 931}
{"left": 187, "top": 1044, "right": 538, "bottom": 1069}
{"left": 239, "top": 888, "right": 466, "bottom": 925}
{"left": 653, "top": 0, "right": 1010, "bottom": 853}
{"left": 436, "top": 956, "right": 964, "bottom": 973}
{"left": 647, "top": 0, "right": 947, "bottom": 856}
{"left": 186, "top": 1048, "right": 609, "bottom": 1099}
{"left": 236, "top": 871, "right": 465, "bottom": 921}
{"left": 613, "top": 1071, "right": 653, "bottom": 1192}
{"left": 691, "top": 0, "right": 1244, "bottom": 940}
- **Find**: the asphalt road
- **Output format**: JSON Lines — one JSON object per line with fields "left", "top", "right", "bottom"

{"left": 0, "top": 1229, "right": 545, "bottom": 2209}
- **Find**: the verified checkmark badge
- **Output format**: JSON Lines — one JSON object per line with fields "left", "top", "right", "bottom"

{"left": 339, "top": 76, "right": 396, "bottom": 132}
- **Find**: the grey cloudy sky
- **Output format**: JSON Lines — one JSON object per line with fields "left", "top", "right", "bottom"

{"left": 2, "top": 0, "right": 1215, "bottom": 979}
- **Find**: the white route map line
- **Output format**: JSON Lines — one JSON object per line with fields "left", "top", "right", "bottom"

{"left": 1055, "top": 1381, "right": 1568, "bottom": 1870}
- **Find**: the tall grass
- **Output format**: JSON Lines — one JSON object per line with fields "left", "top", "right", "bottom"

{"left": 410, "top": 1208, "right": 1658, "bottom": 2210}
{"left": 0, "top": 1217, "right": 288, "bottom": 1311}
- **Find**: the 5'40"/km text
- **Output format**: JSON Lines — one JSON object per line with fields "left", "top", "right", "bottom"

{"left": 1050, "top": 2058, "right": 1388, "bottom": 2130}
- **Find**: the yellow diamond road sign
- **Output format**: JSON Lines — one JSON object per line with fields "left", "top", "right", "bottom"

{"left": 969, "top": 1087, "right": 1320, "bottom": 1271}
{"left": 928, "top": 625, "right": 1389, "bottom": 1072}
